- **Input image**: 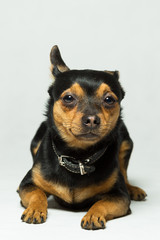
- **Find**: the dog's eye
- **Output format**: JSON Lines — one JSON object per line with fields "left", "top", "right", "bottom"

{"left": 104, "top": 96, "right": 115, "bottom": 104}
{"left": 62, "top": 94, "right": 77, "bottom": 108}
{"left": 103, "top": 95, "right": 116, "bottom": 107}
{"left": 63, "top": 95, "right": 74, "bottom": 103}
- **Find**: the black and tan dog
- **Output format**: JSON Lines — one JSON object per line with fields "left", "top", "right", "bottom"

{"left": 18, "top": 45, "right": 147, "bottom": 230}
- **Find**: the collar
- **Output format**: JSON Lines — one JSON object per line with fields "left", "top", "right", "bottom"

{"left": 51, "top": 140, "right": 108, "bottom": 175}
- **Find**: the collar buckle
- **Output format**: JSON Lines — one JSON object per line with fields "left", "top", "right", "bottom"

{"left": 52, "top": 138, "right": 107, "bottom": 175}
{"left": 58, "top": 155, "right": 68, "bottom": 167}
{"left": 79, "top": 162, "right": 87, "bottom": 175}
{"left": 58, "top": 155, "right": 87, "bottom": 175}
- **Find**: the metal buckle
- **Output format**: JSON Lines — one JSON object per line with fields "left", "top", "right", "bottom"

{"left": 58, "top": 154, "right": 75, "bottom": 167}
{"left": 79, "top": 162, "right": 87, "bottom": 175}
{"left": 58, "top": 155, "right": 87, "bottom": 175}
{"left": 58, "top": 155, "right": 65, "bottom": 166}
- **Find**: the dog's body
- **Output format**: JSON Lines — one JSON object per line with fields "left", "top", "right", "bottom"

{"left": 18, "top": 46, "right": 146, "bottom": 230}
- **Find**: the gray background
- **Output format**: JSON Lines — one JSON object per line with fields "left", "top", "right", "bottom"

{"left": 0, "top": 0, "right": 160, "bottom": 239}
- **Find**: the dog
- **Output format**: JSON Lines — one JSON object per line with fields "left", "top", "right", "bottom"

{"left": 18, "top": 45, "right": 147, "bottom": 230}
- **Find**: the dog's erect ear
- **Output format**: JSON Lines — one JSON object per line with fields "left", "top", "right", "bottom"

{"left": 50, "top": 45, "right": 70, "bottom": 78}
{"left": 104, "top": 70, "right": 120, "bottom": 80}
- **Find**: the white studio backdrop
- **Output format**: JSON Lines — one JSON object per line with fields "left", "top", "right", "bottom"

{"left": 0, "top": 0, "right": 160, "bottom": 239}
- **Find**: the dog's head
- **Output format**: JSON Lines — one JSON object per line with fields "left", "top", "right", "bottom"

{"left": 48, "top": 45, "right": 125, "bottom": 149}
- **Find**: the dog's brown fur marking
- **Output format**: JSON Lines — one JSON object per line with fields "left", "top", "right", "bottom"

{"left": 119, "top": 140, "right": 131, "bottom": 182}
{"left": 96, "top": 83, "right": 118, "bottom": 101}
{"left": 59, "top": 83, "right": 85, "bottom": 100}
{"left": 74, "top": 169, "right": 118, "bottom": 202}
{"left": 32, "top": 165, "right": 72, "bottom": 203}
{"left": 81, "top": 197, "right": 129, "bottom": 230}
{"left": 69, "top": 83, "right": 85, "bottom": 98}
{"left": 32, "top": 165, "right": 118, "bottom": 204}
{"left": 33, "top": 141, "right": 41, "bottom": 156}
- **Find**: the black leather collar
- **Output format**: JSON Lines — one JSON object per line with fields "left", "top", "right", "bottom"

{"left": 51, "top": 140, "right": 108, "bottom": 175}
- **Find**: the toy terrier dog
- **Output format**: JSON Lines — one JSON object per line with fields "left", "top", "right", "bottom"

{"left": 18, "top": 45, "right": 147, "bottom": 230}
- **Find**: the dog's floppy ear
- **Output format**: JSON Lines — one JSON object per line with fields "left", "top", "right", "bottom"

{"left": 50, "top": 45, "right": 70, "bottom": 78}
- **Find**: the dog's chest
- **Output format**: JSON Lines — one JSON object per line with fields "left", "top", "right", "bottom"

{"left": 32, "top": 166, "right": 118, "bottom": 204}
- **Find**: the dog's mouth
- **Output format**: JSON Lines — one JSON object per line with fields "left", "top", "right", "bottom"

{"left": 70, "top": 129, "right": 99, "bottom": 141}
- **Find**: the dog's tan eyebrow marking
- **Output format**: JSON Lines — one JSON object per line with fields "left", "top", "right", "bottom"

{"left": 96, "top": 83, "right": 118, "bottom": 100}
{"left": 60, "top": 83, "right": 85, "bottom": 99}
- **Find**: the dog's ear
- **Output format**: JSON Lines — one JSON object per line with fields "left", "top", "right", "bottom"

{"left": 113, "top": 70, "right": 120, "bottom": 80}
{"left": 105, "top": 70, "right": 125, "bottom": 99}
{"left": 50, "top": 45, "right": 70, "bottom": 78}
{"left": 104, "top": 70, "right": 120, "bottom": 80}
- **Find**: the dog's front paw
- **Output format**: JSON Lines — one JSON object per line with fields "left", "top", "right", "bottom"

{"left": 21, "top": 204, "right": 47, "bottom": 224}
{"left": 81, "top": 212, "right": 106, "bottom": 230}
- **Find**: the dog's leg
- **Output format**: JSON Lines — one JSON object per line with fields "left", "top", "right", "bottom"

{"left": 18, "top": 170, "right": 48, "bottom": 224}
{"left": 119, "top": 124, "right": 147, "bottom": 201}
{"left": 81, "top": 196, "right": 130, "bottom": 230}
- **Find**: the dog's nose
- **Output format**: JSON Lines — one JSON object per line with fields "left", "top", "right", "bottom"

{"left": 82, "top": 115, "right": 100, "bottom": 129}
